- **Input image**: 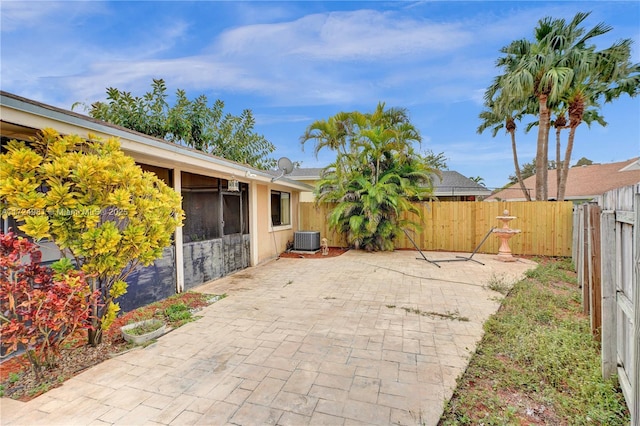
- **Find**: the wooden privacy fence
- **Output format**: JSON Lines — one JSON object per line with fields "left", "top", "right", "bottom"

{"left": 573, "top": 184, "right": 639, "bottom": 425}
{"left": 299, "top": 201, "right": 573, "bottom": 257}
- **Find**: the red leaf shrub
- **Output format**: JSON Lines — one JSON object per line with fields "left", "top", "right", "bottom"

{"left": 0, "top": 232, "right": 99, "bottom": 377}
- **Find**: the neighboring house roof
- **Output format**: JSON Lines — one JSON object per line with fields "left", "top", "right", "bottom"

{"left": 267, "top": 167, "right": 323, "bottom": 181}
{"left": 432, "top": 171, "right": 492, "bottom": 197}
{"left": 281, "top": 167, "right": 492, "bottom": 198}
{"left": 288, "top": 167, "right": 324, "bottom": 180}
{"left": 487, "top": 158, "right": 640, "bottom": 201}
{"left": 0, "top": 91, "right": 312, "bottom": 192}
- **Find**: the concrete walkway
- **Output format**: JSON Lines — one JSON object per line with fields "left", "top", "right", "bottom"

{"left": 1, "top": 250, "right": 536, "bottom": 425}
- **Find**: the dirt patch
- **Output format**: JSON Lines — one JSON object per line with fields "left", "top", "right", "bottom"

{"left": 278, "top": 247, "right": 349, "bottom": 259}
{"left": 1, "top": 329, "right": 132, "bottom": 401}
{"left": 0, "top": 292, "right": 220, "bottom": 401}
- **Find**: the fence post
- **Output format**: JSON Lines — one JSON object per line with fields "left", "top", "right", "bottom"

{"left": 576, "top": 205, "right": 585, "bottom": 303}
{"left": 600, "top": 210, "right": 616, "bottom": 379}
{"left": 572, "top": 206, "right": 579, "bottom": 268}
{"left": 589, "top": 205, "right": 602, "bottom": 340}
{"left": 583, "top": 204, "right": 591, "bottom": 316}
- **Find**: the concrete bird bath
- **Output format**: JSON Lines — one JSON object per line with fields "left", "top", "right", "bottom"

{"left": 492, "top": 209, "right": 521, "bottom": 262}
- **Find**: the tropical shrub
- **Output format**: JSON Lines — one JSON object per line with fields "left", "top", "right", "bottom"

{"left": 0, "top": 129, "right": 184, "bottom": 345}
{"left": 0, "top": 231, "right": 99, "bottom": 378}
{"left": 302, "top": 103, "right": 436, "bottom": 251}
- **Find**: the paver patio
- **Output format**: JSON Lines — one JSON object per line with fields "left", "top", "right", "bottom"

{"left": 1, "top": 250, "right": 536, "bottom": 425}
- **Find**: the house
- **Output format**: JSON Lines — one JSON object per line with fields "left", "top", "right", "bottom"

{"left": 431, "top": 171, "right": 492, "bottom": 201}
{"left": 487, "top": 158, "right": 640, "bottom": 203}
{"left": 285, "top": 168, "right": 492, "bottom": 202}
{"left": 0, "top": 91, "right": 312, "bottom": 311}
{"left": 276, "top": 167, "right": 323, "bottom": 202}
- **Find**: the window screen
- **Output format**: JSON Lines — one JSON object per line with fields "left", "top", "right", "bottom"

{"left": 223, "top": 194, "right": 241, "bottom": 235}
{"left": 181, "top": 172, "right": 220, "bottom": 242}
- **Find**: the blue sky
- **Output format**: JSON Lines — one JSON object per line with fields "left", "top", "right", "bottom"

{"left": 1, "top": 1, "right": 638, "bottom": 189}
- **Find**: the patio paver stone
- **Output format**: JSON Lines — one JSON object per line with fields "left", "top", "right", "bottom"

{"left": 0, "top": 250, "right": 536, "bottom": 425}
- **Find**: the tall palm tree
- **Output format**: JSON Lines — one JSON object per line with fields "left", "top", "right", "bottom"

{"left": 492, "top": 12, "right": 638, "bottom": 200}
{"left": 556, "top": 38, "right": 638, "bottom": 201}
{"left": 552, "top": 112, "right": 568, "bottom": 198}
{"left": 497, "top": 33, "right": 571, "bottom": 200}
{"left": 477, "top": 88, "right": 531, "bottom": 201}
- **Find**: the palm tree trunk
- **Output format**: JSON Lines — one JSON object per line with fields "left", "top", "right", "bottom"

{"left": 558, "top": 125, "right": 578, "bottom": 202}
{"left": 553, "top": 114, "right": 568, "bottom": 200}
{"left": 535, "top": 95, "right": 551, "bottom": 200}
{"left": 510, "top": 130, "right": 531, "bottom": 201}
{"left": 559, "top": 97, "right": 585, "bottom": 202}
{"left": 555, "top": 126, "right": 562, "bottom": 200}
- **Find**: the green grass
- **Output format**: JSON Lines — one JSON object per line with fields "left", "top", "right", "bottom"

{"left": 164, "top": 303, "right": 192, "bottom": 322}
{"left": 118, "top": 291, "right": 225, "bottom": 330}
{"left": 484, "top": 273, "right": 511, "bottom": 295}
{"left": 124, "top": 319, "right": 164, "bottom": 336}
{"left": 439, "top": 258, "right": 629, "bottom": 425}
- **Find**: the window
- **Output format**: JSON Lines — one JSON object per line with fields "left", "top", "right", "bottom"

{"left": 270, "top": 190, "right": 290, "bottom": 226}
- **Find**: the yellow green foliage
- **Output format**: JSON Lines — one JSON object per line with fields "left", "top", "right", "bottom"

{"left": 102, "top": 301, "right": 121, "bottom": 331}
{"left": 0, "top": 128, "right": 184, "bottom": 343}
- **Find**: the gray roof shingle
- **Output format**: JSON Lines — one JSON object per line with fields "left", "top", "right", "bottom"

{"left": 284, "top": 168, "right": 491, "bottom": 197}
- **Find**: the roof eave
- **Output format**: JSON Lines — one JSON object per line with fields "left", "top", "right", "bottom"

{"left": 0, "top": 91, "right": 310, "bottom": 191}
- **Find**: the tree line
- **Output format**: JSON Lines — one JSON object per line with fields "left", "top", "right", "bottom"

{"left": 74, "top": 79, "right": 277, "bottom": 170}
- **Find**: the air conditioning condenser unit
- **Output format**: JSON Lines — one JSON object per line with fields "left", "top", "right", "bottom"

{"left": 293, "top": 231, "right": 321, "bottom": 251}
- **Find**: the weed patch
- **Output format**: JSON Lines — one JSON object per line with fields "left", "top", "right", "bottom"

{"left": 389, "top": 305, "right": 469, "bottom": 322}
{"left": 484, "top": 273, "right": 511, "bottom": 295}
{"left": 439, "top": 259, "right": 629, "bottom": 425}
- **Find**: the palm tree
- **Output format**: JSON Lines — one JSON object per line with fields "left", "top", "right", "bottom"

{"left": 300, "top": 111, "right": 354, "bottom": 158}
{"left": 305, "top": 105, "right": 434, "bottom": 251}
{"left": 492, "top": 12, "right": 638, "bottom": 200}
{"left": 556, "top": 37, "right": 638, "bottom": 201}
{"left": 477, "top": 90, "right": 531, "bottom": 201}
{"left": 469, "top": 176, "right": 486, "bottom": 186}
{"left": 358, "top": 121, "right": 420, "bottom": 185}
{"left": 552, "top": 112, "right": 568, "bottom": 198}
{"left": 497, "top": 32, "right": 571, "bottom": 200}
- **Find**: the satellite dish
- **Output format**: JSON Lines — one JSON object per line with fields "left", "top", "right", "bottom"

{"left": 278, "top": 157, "right": 294, "bottom": 175}
{"left": 272, "top": 157, "right": 294, "bottom": 182}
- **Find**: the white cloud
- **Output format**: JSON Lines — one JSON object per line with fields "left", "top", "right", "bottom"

{"left": 216, "top": 9, "right": 473, "bottom": 62}
{"left": 3, "top": 1, "right": 636, "bottom": 118}
{"left": 0, "top": 4, "right": 526, "bottom": 110}
{"left": 254, "top": 114, "right": 312, "bottom": 125}
{"left": 2, "top": 2, "right": 68, "bottom": 32}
